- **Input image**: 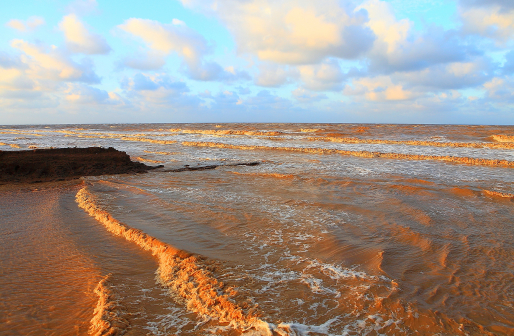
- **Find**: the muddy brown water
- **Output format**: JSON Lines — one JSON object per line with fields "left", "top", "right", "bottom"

{"left": 1, "top": 123, "right": 513, "bottom": 335}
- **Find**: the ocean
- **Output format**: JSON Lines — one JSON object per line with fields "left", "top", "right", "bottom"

{"left": 1, "top": 123, "right": 513, "bottom": 335}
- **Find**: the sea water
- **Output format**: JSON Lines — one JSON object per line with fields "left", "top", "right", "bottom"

{"left": 1, "top": 123, "right": 513, "bottom": 335}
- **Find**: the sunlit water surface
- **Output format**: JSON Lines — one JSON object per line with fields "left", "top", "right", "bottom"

{"left": 1, "top": 123, "right": 513, "bottom": 335}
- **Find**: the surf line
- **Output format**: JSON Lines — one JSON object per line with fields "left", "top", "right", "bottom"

{"left": 76, "top": 186, "right": 293, "bottom": 335}
{"left": 306, "top": 136, "right": 514, "bottom": 150}
{"left": 89, "top": 274, "right": 129, "bottom": 335}
{"left": 181, "top": 141, "right": 514, "bottom": 168}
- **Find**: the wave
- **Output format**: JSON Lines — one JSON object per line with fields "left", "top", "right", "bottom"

{"left": 89, "top": 274, "right": 129, "bottom": 336}
{"left": 29, "top": 128, "right": 514, "bottom": 152}
{"left": 491, "top": 134, "right": 514, "bottom": 143}
{"left": 482, "top": 190, "right": 514, "bottom": 199}
{"left": 119, "top": 137, "right": 177, "bottom": 145}
{"left": 171, "top": 129, "right": 284, "bottom": 137}
{"left": 181, "top": 141, "right": 514, "bottom": 168}
{"left": 143, "top": 150, "right": 180, "bottom": 155}
{"left": 230, "top": 172, "right": 296, "bottom": 179}
{"left": 76, "top": 186, "right": 292, "bottom": 335}
{"left": 0, "top": 143, "right": 22, "bottom": 148}
{"left": 131, "top": 156, "right": 165, "bottom": 164}
{"left": 307, "top": 136, "right": 514, "bottom": 150}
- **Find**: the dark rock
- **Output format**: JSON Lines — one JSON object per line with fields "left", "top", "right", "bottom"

{"left": 158, "top": 161, "right": 261, "bottom": 173}
{"left": 0, "top": 147, "right": 162, "bottom": 184}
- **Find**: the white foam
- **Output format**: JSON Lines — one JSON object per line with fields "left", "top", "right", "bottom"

{"left": 300, "top": 274, "right": 340, "bottom": 296}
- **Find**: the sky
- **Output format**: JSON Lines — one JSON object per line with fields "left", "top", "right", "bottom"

{"left": 0, "top": 0, "right": 513, "bottom": 125}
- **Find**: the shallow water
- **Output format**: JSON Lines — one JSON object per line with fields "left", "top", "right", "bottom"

{"left": 1, "top": 123, "right": 514, "bottom": 335}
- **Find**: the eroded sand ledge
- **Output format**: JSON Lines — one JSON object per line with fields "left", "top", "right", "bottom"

{"left": 0, "top": 147, "right": 161, "bottom": 184}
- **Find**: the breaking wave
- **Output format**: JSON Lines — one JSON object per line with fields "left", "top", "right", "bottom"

{"left": 181, "top": 141, "right": 514, "bottom": 168}
{"left": 76, "top": 186, "right": 293, "bottom": 335}
{"left": 308, "top": 136, "right": 514, "bottom": 150}
{"left": 89, "top": 274, "right": 129, "bottom": 336}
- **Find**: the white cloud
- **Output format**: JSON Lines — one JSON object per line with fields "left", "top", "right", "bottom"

{"left": 503, "top": 51, "right": 514, "bottom": 74}
{"left": 344, "top": 75, "right": 416, "bottom": 102}
{"left": 360, "top": 0, "right": 468, "bottom": 74}
{"left": 460, "top": 5, "right": 514, "bottom": 44}
{"left": 121, "top": 73, "right": 189, "bottom": 97}
{"left": 292, "top": 88, "right": 327, "bottom": 103}
{"left": 0, "top": 40, "right": 101, "bottom": 111}
{"left": 10, "top": 39, "right": 100, "bottom": 84}
{"left": 59, "top": 14, "right": 111, "bottom": 54}
{"left": 460, "top": 0, "right": 514, "bottom": 12}
{"left": 6, "top": 16, "right": 45, "bottom": 32}
{"left": 397, "top": 60, "right": 492, "bottom": 90}
{"left": 64, "top": 83, "right": 116, "bottom": 105}
{"left": 483, "top": 77, "right": 514, "bottom": 101}
{"left": 118, "top": 18, "right": 208, "bottom": 65}
{"left": 172, "top": 18, "right": 186, "bottom": 26}
{"left": 298, "top": 59, "right": 345, "bottom": 91}
{"left": 179, "top": 0, "right": 375, "bottom": 64}
{"left": 118, "top": 18, "right": 249, "bottom": 81}
{"left": 121, "top": 51, "right": 167, "bottom": 70}
{"left": 0, "top": 67, "right": 35, "bottom": 95}
{"left": 183, "top": 61, "right": 252, "bottom": 81}
{"left": 254, "top": 63, "right": 297, "bottom": 87}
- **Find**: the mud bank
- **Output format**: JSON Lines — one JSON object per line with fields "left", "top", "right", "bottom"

{"left": 0, "top": 147, "right": 162, "bottom": 184}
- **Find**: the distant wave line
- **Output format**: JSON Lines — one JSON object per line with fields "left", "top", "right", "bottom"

{"left": 181, "top": 141, "right": 514, "bottom": 168}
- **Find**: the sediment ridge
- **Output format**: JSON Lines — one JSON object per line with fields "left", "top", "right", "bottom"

{"left": 0, "top": 147, "right": 162, "bottom": 184}
{"left": 181, "top": 141, "right": 514, "bottom": 168}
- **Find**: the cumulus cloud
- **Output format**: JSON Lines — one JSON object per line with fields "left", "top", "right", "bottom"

{"left": 483, "top": 77, "right": 514, "bottom": 101}
{"left": 0, "top": 67, "right": 35, "bottom": 94}
{"left": 236, "top": 86, "right": 251, "bottom": 95}
{"left": 361, "top": 0, "right": 469, "bottom": 74}
{"left": 343, "top": 75, "right": 417, "bottom": 102}
{"left": 59, "top": 14, "right": 111, "bottom": 54}
{"left": 460, "top": 0, "right": 514, "bottom": 11}
{"left": 254, "top": 64, "right": 297, "bottom": 87}
{"left": 10, "top": 39, "right": 101, "bottom": 84}
{"left": 460, "top": 5, "right": 514, "bottom": 44}
{"left": 64, "top": 83, "right": 111, "bottom": 104}
{"left": 244, "top": 90, "right": 294, "bottom": 110}
{"left": 298, "top": 59, "right": 345, "bottom": 91}
{"left": 209, "top": 90, "right": 242, "bottom": 107}
{"left": 120, "top": 74, "right": 203, "bottom": 116}
{"left": 183, "top": 61, "right": 252, "bottom": 81}
{"left": 120, "top": 73, "right": 194, "bottom": 113}
{"left": 397, "top": 60, "right": 492, "bottom": 90}
{"left": 118, "top": 18, "right": 209, "bottom": 64}
{"left": 179, "top": 0, "right": 375, "bottom": 64}
{"left": 0, "top": 41, "right": 99, "bottom": 110}
{"left": 119, "top": 18, "right": 248, "bottom": 81}
{"left": 292, "top": 88, "right": 327, "bottom": 103}
{"left": 0, "top": 52, "right": 24, "bottom": 69}
{"left": 503, "top": 51, "right": 514, "bottom": 74}
{"left": 6, "top": 16, "right": 45, "bottom": 32}
{"left": 121, "top": 51, "right": 167, "bottom": 70}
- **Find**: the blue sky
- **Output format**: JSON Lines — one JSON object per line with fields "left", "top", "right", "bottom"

{"left": 1, "top": 0, "right": 513, "bottom": 124}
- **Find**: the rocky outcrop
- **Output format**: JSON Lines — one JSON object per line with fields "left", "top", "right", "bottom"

{"left": 0, "top": 147, "right": 161, "bottom": 183}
